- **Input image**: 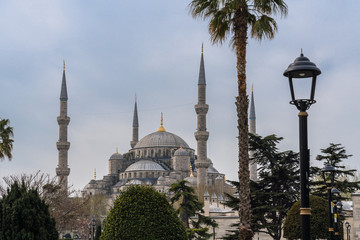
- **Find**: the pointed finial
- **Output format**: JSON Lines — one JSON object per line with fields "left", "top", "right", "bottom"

{"left": 135, "top": 93, "right": 137, "bottom": 103}
{"left": 252, "top": 83, "right": 253, "bottom": 92}
{"left": 180, "top": 145, "right": 183, "bottom": 149}
{"left": 63, "top": 60, "right": 65, "bottom": 71}
{"left": 157, "top": 112, "right": 166, "bottom": 132}
{"left": 201, "top": 43, "right": 203, "bottom": 54}
{"left": 300, "top": 48, "right": 304, "bottom": 57}
{"left": 116, "top": 147, "right": 118, "bottom": 154}
{"left": 190, "top": 164, "right": 194, "bottom": 177}
{"left": 94, "top": 168, "right": 96, "bottom": 180}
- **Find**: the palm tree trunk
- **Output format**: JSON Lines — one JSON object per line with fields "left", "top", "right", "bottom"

{"left": 234, "top": 7, "right": 253, "bottom": 240}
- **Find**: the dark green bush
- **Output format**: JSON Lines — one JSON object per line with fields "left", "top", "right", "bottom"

{"left": 101, "top": 185, "right": 187, "bottom": 240}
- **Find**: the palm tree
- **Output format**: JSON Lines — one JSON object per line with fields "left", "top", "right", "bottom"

{"left": 189, "top": 1, "right": 287, "bottom": 239}
{"left": 0, "top": 119, "right": 14, "bottom": 161}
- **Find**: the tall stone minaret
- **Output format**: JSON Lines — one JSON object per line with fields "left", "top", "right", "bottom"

{"left": 249, "top": 86, "right": 257, "bottom": 181}
{"left": 130, "top": 95, "right": 139, "bottom": 148}
{"left": 195, "top": 44, "right": 210, "bottom": 198}
{"left": 56, "top": 61, "right": 70, "bottom": 191}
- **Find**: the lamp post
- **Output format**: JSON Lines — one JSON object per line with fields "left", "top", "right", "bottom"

{"left": 212, "top": 219, "right": 216, "bottom": 240}
{"left": 345, "top": 222, "right": 351, "bottom": 240}
{"left": 284, "top": 52, "right": 321, "bottom": 240}
{"left": 322, "top": 163, "right": 336, "bottom": 240}
{"left": 88, "top": 222, "right": 92, "bottom": 240}
{"left": 91, "top": 218, "right": 96, "bottom": 240}
{"left": 332, "top": 188, "right": 340, "bottom": 239}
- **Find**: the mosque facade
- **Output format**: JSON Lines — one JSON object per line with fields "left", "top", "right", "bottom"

{"left": 56, "top": 48, "right": 257, "bottom": 202}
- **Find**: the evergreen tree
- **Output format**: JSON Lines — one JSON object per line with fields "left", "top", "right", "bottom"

{"left": 223, "top": 134, "right": 300, "bottom": 240}
{"left": 169, "top": 180, "right": 216, "bottom": 240}
{"left": 101, "top": 185, "right": 186, "bottom": 240}
{"left": 311, "top": 143, "right": 360, "bottom": 199}
{"left": 0, "top": 181, "right": 58, "bottom": 240}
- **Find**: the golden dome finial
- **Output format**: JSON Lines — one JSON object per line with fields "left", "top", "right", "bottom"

{"left": 63, "top": 60, "right": 65, "bottom": 71}
{"left": 190, "top": 164, "right": 194, "bottom": 177}
{"left": 135, "top": 93, "right": 137, "bottom": 103}
{"left": 116, "top": 147, "right": 118, "bottom": 154}
{"left": 157, "top": 112, "right": 166, "bottom": 132}
{"left": 180, "top": 145, "right": 183, "bottom": 149}
{"left": 201, "top": 43, "right": 203, "bottom": 53}
{"left": 94, "top": 168, "right": 96, "bottom": 180}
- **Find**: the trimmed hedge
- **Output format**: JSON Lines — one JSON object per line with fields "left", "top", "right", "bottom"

{"left": 101, "top": 185, "right": 187, "bottom": 240}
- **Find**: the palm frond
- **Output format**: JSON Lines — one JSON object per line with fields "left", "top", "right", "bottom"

{"left": 250, "top": 15, "right": 278, "bottom": 40}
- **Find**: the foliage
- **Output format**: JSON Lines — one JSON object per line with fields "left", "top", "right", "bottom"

{"left": 311, "top": 143, "right": 360, "bottom": 199}
{"left": 283, "top": 195, "right": 328, "bottom": 240}
{"left": 101, "top": 185, "right": 187, "bottom": 240}
{"left": 94, "top": 225, "right": 101, "bottom": 240}
{"left": 0, "top": 181, "right": 58, "bottom": 240}
{"left": 189, "top": 1, "right": 288, "bottom": 239}
{"left": 0, "top": 119, "right": 13, "bottom": 161}
{"left": 249, "top": 134, "right": 300, "bottom": 240}
{"left": 169, "top": 180, "right": 216, "bottom": 240}
{"left": 0, "top": 171, "right": 96, "bottom": 237}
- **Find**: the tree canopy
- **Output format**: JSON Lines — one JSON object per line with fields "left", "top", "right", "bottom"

{"left": 169, "top": 180, "right": 216, "bottom": 239}
{"left": 283, "top": 195, "right": 328, "bottom": 240}
{"left": 311, "top": 143, "right": 360, "bottom": 199}
{"left": 101, "top": 185, "right": 187, "bottom": 240}
{"left": 0, "top": 181, "right": 58, "bottom": 240}
{"left": 0, "top": 119, "right": 13, "bottom": 161}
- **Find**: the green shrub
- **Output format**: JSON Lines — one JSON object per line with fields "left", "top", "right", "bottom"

{"left": 101, "top": 185, "right": 187, "bottom": 240}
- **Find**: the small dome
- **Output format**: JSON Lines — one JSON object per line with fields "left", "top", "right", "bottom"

{"left": 109, "top": 152, "right": 124, "bottom": 160}
{"left": 125, "top": 160, "right": 165, "bottom": 172}
{"left": 184, "top": 176, "right": 197, "bottom": 185}
{"left": 215, "top": 175, "right": 223, "bottom": 180}
{"left": 158, "top": 176, "right": 165, "bottom": 182}
{"left": 174, "top": 148, "right": 189, "bottom": 156}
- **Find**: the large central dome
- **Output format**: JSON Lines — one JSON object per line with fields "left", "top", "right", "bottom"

{"left": 134, "top": 131, "right": 190, "bottom": 149}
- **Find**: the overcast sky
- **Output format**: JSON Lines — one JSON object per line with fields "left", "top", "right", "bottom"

{"left": 1, "top": 1, "right": 359, "bottom": 191}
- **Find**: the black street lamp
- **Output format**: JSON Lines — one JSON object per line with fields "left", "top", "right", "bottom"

{"left": 284, "top": 52, "right": 321, "bottom": 240}
{"left": 345, "top": 222, "right": 351, "bottom": 240}
{"left": 212, "top": 219, "right": 216, "bottom": 240}
{"left": 322, "top": 163, "right": 336, "bottom": 240}
{"left": 332, "top": 188, "right": 340, "bottom": 239}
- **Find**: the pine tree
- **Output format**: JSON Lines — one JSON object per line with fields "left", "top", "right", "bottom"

{"left": 223, "top": 134, "right": 300, "bottom": 240}
{"left": 0, "top": 181, "right": 58, "bottom": 240}
{"left": 311, "top": 143, "right": 360, "bottom": 199}
{"left": 169, "top": 180, "right": 216, "bottom": 240}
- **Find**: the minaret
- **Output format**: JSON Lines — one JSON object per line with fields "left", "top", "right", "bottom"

{"left": 249, "top": 85, "right": 257, "bottom": 181}
{"left": 195, "top": 44, "right": 210, "bottom": 198}
{"left": 130, "top": 95, "right": 139, "bottom": 148}
{"left": 56, "top": 61, "right": 70, "bottom": 191}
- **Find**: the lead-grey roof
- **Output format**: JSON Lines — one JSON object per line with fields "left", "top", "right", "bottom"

{"left": 207, "top": 165, "right": 219, "bottom": 174}
{"left": 174, "top": 148, "right": 189, "bottom": 156}
{"left": 198, "top": 51, "right": 206, "bottom": 85}
{"left": 60, "top": 69, "right": 68, "bottom": 101}
{"left": 134, "top": 131, "right": 190, "bottom": 149}
{"left": 133, "top": 99, "right": 139, "bottom": 127}
{"left": 125, "top": 160, "right": 165, "bottom": 172}
{"left": 249, "top": 89, "right": 255, "bottom": 120}
{"left": 109, "top": 152, "right": 124, "bottom": 160}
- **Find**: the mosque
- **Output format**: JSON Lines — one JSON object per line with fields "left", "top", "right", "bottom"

{"left": 55, "top": 47, "right": 258, "bottom": 203}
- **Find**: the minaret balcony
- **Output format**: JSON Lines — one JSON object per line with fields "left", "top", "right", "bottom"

{"left": 57, "top": 116, "right": 70, "bottom": 125}
{"left": 56, "top": 141, "right": 70, "bottom": 150}
{"left": 194, "top": 131, "right": 209, "bottom": 141}
{"left": 56, "top": 167, "right": 70, "bottom": 176}
{"left": 195, "top": 104, "right": 209, "bottom": 114}
{"left": 195, "top": 161, "right": 210, "bottom": 169}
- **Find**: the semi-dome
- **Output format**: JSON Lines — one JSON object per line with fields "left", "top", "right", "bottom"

{"left": 174, "top": 148, "right": 189, "bottom": 156}
{"left": 134, "top": 131, "right": 190, "bottom": 149}
{"left": 125, "top": 160, "right": 165, "bottom": 172}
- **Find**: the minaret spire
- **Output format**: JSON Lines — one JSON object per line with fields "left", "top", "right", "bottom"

{"left": 130, "top": 94, "right": 139, "bottom": 148}
{"left": 56, "top": 62, "right": 71, "bottom": 192}
{"left": 195, "top": 44, "right": 210, "bottom": 199}
{"left": 249, "top": 85, "right": 257, "bottom": 181}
